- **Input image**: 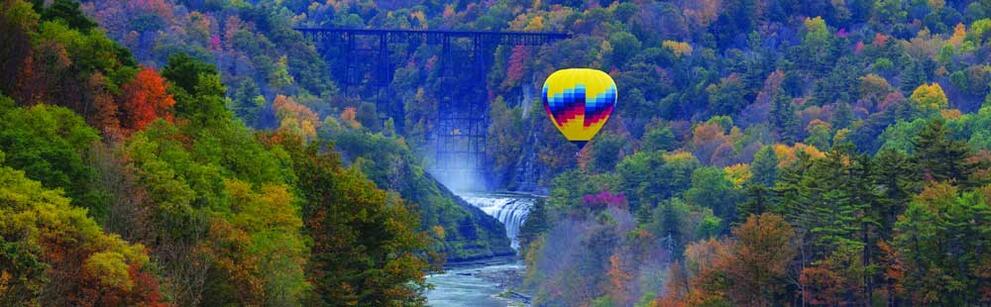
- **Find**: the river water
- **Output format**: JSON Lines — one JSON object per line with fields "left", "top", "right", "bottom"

{"left": 425, "top": 259, "right": 526, "bottom": 307}
{"left": 426, "top": 193, "right": 537, "bottom": 306}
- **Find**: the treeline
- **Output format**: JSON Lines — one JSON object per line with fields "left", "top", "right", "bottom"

{"left": 461, "top": 2, "right": 991, "bottom": 305}
{"left": 62, "top": 0, "right": 991, "bottom": 188}
{"left": 74, "top": 0, "right": 516, "bottom": 260}
{"left": 0, "top": 0, "right": 432, "bottom": 305}
{"left": 520, "top": 117, "right": 991, "bottom": 305}
{"left": 8, "top": 0, "right": 991, "bottom": 305}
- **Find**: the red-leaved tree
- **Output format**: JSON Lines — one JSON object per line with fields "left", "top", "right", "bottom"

{"left": 121, "top": 67, "right": 175, "bottom": 131}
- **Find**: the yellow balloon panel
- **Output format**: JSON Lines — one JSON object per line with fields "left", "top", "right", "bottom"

{"left": 542, "top": 68, "right": 617, "bottom": 142}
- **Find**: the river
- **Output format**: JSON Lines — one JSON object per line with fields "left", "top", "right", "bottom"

{"left": 425, "top": 258, "right": 526, "bottom": 307}
{"left": 426, "top": 193, "right": 538, "bottom": 306}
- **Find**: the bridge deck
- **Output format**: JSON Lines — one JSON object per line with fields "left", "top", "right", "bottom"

{"left": 294, "top": 27, "right": 569, "bottom": 38}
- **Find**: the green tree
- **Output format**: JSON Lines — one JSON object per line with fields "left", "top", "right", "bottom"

{"left": 281, "top": 138, "right": 428, "bottom": 305}
{"left": 229, "top": 79, "right": 265, "bottom": 126}
{"left": 871, "top": 0, "right": 907, "bottom": 33}
{"left": 751, "top": 145, "right": 778, "bottom": 187}
{"left": 161, "top": 53, "right": 220, "bottom": 96}
{"left": 774, "top": 148, "right": 865, "bottom": 266}
{"left": 872, "top": 149, "right": 920, "bottom": 239}
{"left": 737, "top": 183, "right": 771, "bottom": 224}
{"left": 913, "top": 119, "right": 973, "bottom": 184}
{"left": 798, "top": 16, "right": 834, "bottom": 73}
{"left": 519, "top": 198, "right": 550, "bottom": 251}
{"left": 616, "top": 151, "right": 700, "bottom": 210}
{"left": 650, "top": 198, "right": 689, "bottom": 257}
{"left": 810, "top": 148, "right": 864, "bottom": 255}
{"left": 486, "top": 97, "right": 525, "bottom": 182}
{"left": 0, "top": 103, "right": 106, "bottom": 221}
{"left": 770, "top": 93, "right": 800, "bottom": 143}
{"left": 641, "top": 124, "right": 677, "bottom": 152}
{"left": 589, "top": 131, "right": 626, "bottom": 173}
{"left": 804, "top": 121, "right": 833, "bottom": 151}
{"left": 162, "top": 53, "right": 231, "bottom": 126}
{"left": 32, "top": 0, "right": 97, "bottom": 32}
{"left": 124, "top": 115, "right": 293, "bottom": 305}
{"left": 608, "top": 31, "right": 641, "bottom": 68}
{"left": 685, "top": 166, "right": 741, "bottom": 229}
{"left": 893, "top": 183, "right": 991, "bottom": 305}
{"left": 706, "top": 75, "right": 749, "bottom": 115}
{"left": 968, "top": 18, "right": 991, "bottom": 45}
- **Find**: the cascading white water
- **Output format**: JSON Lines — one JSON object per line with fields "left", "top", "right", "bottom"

{"left": 461, "top": 194, "right": 535, "bottom": 251}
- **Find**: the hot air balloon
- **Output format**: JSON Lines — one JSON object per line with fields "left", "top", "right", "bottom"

{"left": 542, "top": 68, "right": 617, "bottom": 149}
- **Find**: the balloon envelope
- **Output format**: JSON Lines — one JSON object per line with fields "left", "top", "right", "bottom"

{"left": 542, "top": 68, "right": 617, "bottom": 147}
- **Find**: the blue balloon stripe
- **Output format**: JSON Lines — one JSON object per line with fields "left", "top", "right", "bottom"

{"left": 544, "top": 83, "right": 615, "bottom": 125}
{"left": 585, "top": 86, "right": 616, "bottom": 115}
{"left": 545, "top": 85, "right": 586, "bottom": 114}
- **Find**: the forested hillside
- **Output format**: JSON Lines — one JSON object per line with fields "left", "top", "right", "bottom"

{"left": 0, "top": 0, "right": 433, "bottom": 305}
{"left": 69, "top": 0, "right": 991, "bottom": 185}
{"left": 3, "top": 0, "right": 991, "bottom": 305}
{"left": 73, "top": 0, "right": 517, "bottom": 260}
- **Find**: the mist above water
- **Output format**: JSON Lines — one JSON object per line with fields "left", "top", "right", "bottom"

{"left": 431, "top": 168, "right": 487, "bottom": 193}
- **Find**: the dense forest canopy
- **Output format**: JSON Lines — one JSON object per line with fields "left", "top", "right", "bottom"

{"left": 2, "top": 0, "right": 991, "bottom": 305}
{"left": 0, "top": 0, "right": 435, "bottom": 305}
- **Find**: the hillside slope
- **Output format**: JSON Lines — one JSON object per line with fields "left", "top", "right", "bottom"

{"left": 324, "top": 127, "right": 514, "bottom": 261}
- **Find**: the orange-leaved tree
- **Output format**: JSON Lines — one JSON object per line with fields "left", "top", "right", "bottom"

{"left": 121, "top": 67, "right": 175, "bottom": 131}
{"left": 673, "top": 213, "right": 797, "bottom": 306}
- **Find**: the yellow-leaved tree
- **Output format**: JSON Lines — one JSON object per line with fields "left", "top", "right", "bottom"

{"left": 0, "top": 151, "right": 164, "bottom": 306}
{"left": 910, "top": 83, "right": 948, "bottom": 109}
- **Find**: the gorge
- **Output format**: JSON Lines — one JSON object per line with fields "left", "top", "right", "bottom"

{"left": 426, "top": 192, "right": 539, "bottom": 306}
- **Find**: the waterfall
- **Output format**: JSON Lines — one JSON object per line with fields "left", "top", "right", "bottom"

{"left": 461, "top": 194, "right": 535, "bottom": 251}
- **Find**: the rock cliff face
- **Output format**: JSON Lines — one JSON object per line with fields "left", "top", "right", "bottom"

{"left": 422, "top": 174, "right": 516, "bottom": 261}
{"left": 511, "top": 131, "right": 541, "bottom": 192}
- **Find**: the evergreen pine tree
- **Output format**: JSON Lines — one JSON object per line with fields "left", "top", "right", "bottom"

{"left": 772, "top": 152, "right": 816, "bottom": 268}
{"left": 846, "top": 149, "right": 883, "bottom": 301}
{"left": 872, "top": 149, "right": 920, "bottom": 239}
{"left": 811, "top": 146, "right": 861, "bottom": 255}
{"left": 770, "top": 93, "right": 800, "bottom": 143}
{"left": 832, "top": 102, "right": 854, "bottom": 130}
{"left": 737, "top": 183, "right": 771, "bottom": 225}
{"left": 751, "top": 145, "right": 778, "bottom": 187}
{"left": 912, "top": 119, "right": 973, "bottom": 184}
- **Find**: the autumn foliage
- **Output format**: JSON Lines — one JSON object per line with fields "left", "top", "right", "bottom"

{"left": 0, "top": 1, "right": 435, "bottom": 305}
{"left": 121, "top": 67, "right": 175, "bottom": 131}
{"left": 688, "top": 213, "right": 796, "bottom": 305}
{"left": 9, "top": 0, "right": 991, "bottom": 305}
{"left": 273, "top": 95, "right": 319, "bottom": 140}
{"left": 0, "top": 156, "right": 163, "bottom": 306}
